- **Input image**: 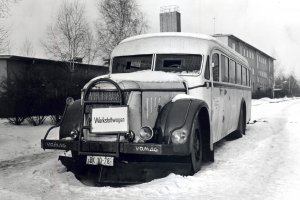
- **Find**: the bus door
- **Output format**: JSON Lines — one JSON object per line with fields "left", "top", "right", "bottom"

{"left": 201, "top": 54, "right": 212, "bottom": 123}
{"left": 211, "top": 51, "right": 225, "bottom": 142}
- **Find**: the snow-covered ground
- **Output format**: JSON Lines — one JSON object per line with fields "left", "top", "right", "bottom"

{"left": 1, "top": 98, "right": 300, "bottom": 200}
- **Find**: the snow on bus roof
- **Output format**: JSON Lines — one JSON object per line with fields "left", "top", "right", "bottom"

{"left": 119, "top": 32, "right": 248, "bottom": 67}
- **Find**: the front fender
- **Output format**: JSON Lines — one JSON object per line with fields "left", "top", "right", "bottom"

{"left": 59, "top": 99, "right": 82, "bottom": 139}
{"left": 154, "top": 99, "right": 209, "bottom": 147}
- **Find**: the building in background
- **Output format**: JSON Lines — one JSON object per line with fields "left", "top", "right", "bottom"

{"left": 160, "top": 6, "right": 181, "bottom": 32}
{"left": 213, "top": 34, "right": 275, "bottom": 98}
{"left": 0, "top": 55, "right": 108, "bottom": 118}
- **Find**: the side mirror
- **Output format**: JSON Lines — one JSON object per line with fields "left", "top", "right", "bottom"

{"left": 66, "top": 97, "right": 74, "bottom": 106}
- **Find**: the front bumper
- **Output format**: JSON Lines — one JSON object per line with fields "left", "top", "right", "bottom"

{"left": 41, "top": 139, "right": 191, "bottom": 184}
{"left": 41, "top": 139, "right": 190, "bottom": 156}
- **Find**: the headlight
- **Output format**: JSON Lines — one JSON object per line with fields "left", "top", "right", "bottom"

{"left": 138, "top": 126, "right": 153, "bottom": 141}
{"left": 171, "top": 130, "right": 187, "bottom": 144}
{"left": 70, "top": 129, "right": 79, "bottom": 140}
{"left": 66, "top": 97, "right": 74, "bottom": 106}
{"left": 125, "top": 130, "right": 135, "bottom": 142}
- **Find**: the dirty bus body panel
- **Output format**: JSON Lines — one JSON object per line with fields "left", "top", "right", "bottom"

{"left": 41, "top": 33, "right": 251, "bottom": 184}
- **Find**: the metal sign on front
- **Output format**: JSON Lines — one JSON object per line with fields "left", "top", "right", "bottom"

{"left": 91, "top": 107, "right": 129, "bottom": 133}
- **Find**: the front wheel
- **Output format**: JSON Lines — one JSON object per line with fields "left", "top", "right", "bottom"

{"left": 190, "top": 117, "right": 202, "bottom": 174}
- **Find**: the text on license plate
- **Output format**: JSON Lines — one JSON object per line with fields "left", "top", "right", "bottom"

{"left": 86, "top": 156, "right": 114, "bottom": 166}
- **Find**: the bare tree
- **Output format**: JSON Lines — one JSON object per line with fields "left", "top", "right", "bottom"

{"left": 42, "top": 0, "right": 96, "bottom": 64}
{"left": 0, "top": 26, "right": 8, "bottom": 53}
{"left": 84, "top": 31, "right": 99, "bottom": 64}
{"left": 20, "top": 37, "right": 35, "bottom": 57}
{"left": 0, "top": 0, "right": 10, "bottom": 18}
{"left": 96, "top": 0, "right": 148, "bottom": 58}
{"left": 0, "top": 0, "right": 12, "bottom": 53}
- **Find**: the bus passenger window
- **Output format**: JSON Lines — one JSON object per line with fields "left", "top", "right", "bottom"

{"left": 242, "top": 67, "right": 247, "bottom": 86}
{"left": 236, "top": 64, "right": 242, "bottom": 84}
{"left": 248, "top": 70, "right": 251, "bottom": 86}
{"left": 245, "top": 69, "right": 248, "bottom": 86}
{"left": 229, "top": 60, "right": 236, "bottom": 83}
{"left": 204, "top": 56, "right": 210, "bottom": 80}
{"left": 221, "top": 55, "right": 229, "bottom": 82}
{"left": 212, "top": 53, "right": 219, "bottom": 81}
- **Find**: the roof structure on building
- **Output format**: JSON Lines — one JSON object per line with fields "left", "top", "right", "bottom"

{"left": 0, "top": 55, "right": 107, "bottom": 68}
{"left": 212, "top": 34, "right": 276, "bottom": 60}
{"left": 160, "top": 5, "right": 180, "bottom": 13}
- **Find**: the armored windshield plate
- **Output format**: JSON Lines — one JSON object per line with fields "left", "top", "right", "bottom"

{"left": 91, "top": 106, "right": 128, "bottom": 133}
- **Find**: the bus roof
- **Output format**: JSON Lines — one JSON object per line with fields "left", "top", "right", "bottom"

{"left": 112, "top": 32, "right": 248, "bottom": 67}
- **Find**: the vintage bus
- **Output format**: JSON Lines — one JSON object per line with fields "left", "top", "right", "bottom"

{"left": 42, "top": 32, "right": 251, "bottom": 183}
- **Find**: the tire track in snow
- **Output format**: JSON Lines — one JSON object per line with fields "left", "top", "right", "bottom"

{"left": 0, "top": 151, "right": 58, "bottom": 175}
{"left": 235, "top": 100, "right": 300, "bottom": 200}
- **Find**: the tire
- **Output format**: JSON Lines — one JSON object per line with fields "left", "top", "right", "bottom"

{"left": 237, "top": 106, "right": 246, "bottom": 136}
{"left": 190, "top": 117, "right": 202, "bottom": 174}
{"left": 225, "top": 106, "right": 245, "bottom": 140}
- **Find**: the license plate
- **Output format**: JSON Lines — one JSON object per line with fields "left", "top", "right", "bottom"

{"left": 86, "top": 156, "right": 114, "bottom": 166}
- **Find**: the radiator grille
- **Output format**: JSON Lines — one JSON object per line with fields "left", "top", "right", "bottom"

{"left": 83, "top": 90, "right": 131, "bottom": 136}
{"left": 85, "top": 90, "right": 131, "bottom": 104}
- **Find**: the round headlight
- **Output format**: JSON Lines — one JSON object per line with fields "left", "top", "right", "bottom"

{"left": 66, "top": 97, "right": 74, "bottom": 106}
{"left": 70, "top": 129, "right": 79, "bottom": 140}
{"left": 139, "top": 126, "right": 153, "bottom": 141}
{"left": 171, "top": 130, "right": 187, "bottom": 144}
{"left": 125, "top": 130, "right": 135, "bottom": 142}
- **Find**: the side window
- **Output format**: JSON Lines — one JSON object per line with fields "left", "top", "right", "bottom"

{"left": 212, "top": 53, "right": 219, "bottom": 81}
{"left": 221, "top": 55, "right": 229, "bottom": 82}
{"left": 242, "top": 67, "right": 247, "bottom": 86}
{"left": 204, "top": 56, "right": 210, "bottom": 80}
{"left": 247, "top": 69, "right": 250, "bottom": 86}
{"left": 245, "top": 68, "right": 248, "bottom": 86}
{"left": 229, "top": 60, "right": 236, "bottom": 83}
{"left": 236, "top": 64, "right": 241, "bottom": 84}
{"left": 248, "top": 70, "right": 251, "bottom": 86}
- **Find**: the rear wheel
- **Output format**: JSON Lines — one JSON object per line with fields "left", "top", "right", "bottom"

{"left": 237, "top": 107, "right": 246, "bottom": 136}
{"left": 190, "top": 117, "right": 202, "bottom": 174}
{"left": 226, "top": 107, "right": 245, "bottom": 140}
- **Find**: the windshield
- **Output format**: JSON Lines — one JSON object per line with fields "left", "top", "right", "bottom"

{"left": 155, "top": 54, "right": 202, "bottom": 73}
{"left": 111, "top": 54, "right": 202, "bottom": 74}
{"left": 112, "top": 55, "right": 152, "bottom": 73}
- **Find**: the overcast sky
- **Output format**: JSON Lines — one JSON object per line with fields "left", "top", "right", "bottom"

{"left": 6, "top": 0, "right": 300, "bottom": 79}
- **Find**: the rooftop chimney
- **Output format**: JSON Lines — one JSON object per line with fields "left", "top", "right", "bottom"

{"left": 160, "top": 5, "right": 181, "bottom": 32}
